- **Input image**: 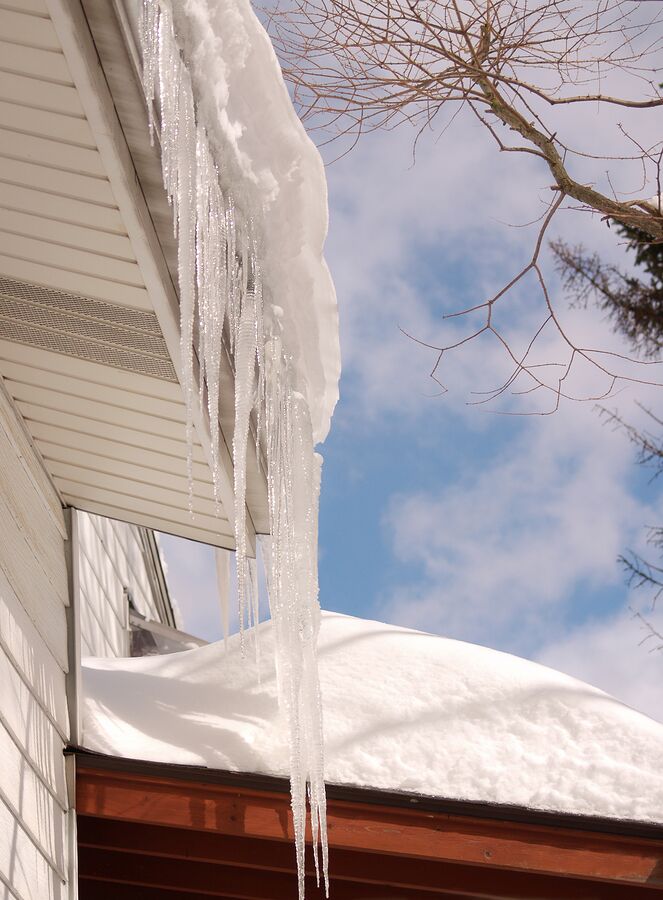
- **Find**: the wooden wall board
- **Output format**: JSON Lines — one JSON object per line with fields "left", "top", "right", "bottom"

{"left": 76, "top": 767, "right": 663, "bottom": 888}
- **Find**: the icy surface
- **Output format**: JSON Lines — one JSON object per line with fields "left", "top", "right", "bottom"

{"left": 83, "top": 611, "right": 663, "bottom": 824}
{"left": 125, "top": 0, "right": 339, "bottom": 441}
{"left": 136, "top": 2, "right": 332, "bottom": 893}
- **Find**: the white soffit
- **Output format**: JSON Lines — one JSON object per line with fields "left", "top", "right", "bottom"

{"left": 0, "top": 0, "right": 258, "bottom": 550}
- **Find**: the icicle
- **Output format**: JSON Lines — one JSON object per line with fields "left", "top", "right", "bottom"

{"left": 215, "top": 548, "right": 231, "bottom": 651}
{"left": 138, "top": 4, "right": 329, "bottom": 895}
{"left": 233, "top": 290, "right": 257, "bottom": 645}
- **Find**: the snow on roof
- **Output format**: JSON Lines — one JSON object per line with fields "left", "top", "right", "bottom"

{"left": 82, "top": 611, "right": 663, "bottom": 824}
{"left": 123, "top": 0, "right": 339, "bottom": 442}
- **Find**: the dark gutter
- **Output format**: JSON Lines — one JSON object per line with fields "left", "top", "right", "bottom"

{"left": 68, "top": 746, "right": 663, "bottom": 842}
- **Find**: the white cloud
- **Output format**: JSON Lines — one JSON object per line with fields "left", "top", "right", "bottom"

{"left": 377, "top": 398, "right": 658, "bottom": 652}
{"left": 537, "top": 610, "right": 663, "bottom": 723}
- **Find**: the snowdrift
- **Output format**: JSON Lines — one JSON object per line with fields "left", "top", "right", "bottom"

{"left": 82, "top": 611, "right": 663, "bottom": 824}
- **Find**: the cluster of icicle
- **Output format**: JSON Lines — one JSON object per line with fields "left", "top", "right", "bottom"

{"left": 139, "top": 2, "right": 328, "bottom": 896}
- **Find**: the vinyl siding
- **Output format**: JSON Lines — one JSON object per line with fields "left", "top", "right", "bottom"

{"left": 0, "top": 385, "right": 70, "bottom": 900}
{"left": 77, "top": 511, "right": 168, "bottom": 658}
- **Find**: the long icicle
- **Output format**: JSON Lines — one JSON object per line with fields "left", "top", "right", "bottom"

{"left": 139, "top": 3, "right": 328, "bottom": 896}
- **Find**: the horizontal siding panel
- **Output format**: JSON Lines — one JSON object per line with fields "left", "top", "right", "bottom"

{"left": 79, "top": 513, "right": 155, "bottom": 627}
{"left": 0, "top": 156, "right": 113, "bottom": 205}
{"left": 55, "top": 475, "right": 229, "bottom": 535}
{"left": 0, "top": 564, "right": 68, "bottom": 733}
{"left": 42, "top": 445, "right": 215, "bottom": 504}
{"left": 0, "top": 386, "right": 68, "bottom": 669}
{"left": 81, "top": 513, "right": 156, "bottom": 618}
{"left": 0, "top": 500, "right": 68, "bottom": 670}
{"left": 64, "top": 494, "right": 235, "bottom": 550}
{"left": 12, "top": 385, "right": 187, "bottom": 442}
{"left": 0, "top": 0, "right": 50, "bottom": 17}
{"left": 0, "top": 9, "right": 60, "bottom": 52}
{"left": 0, "top": 127, "right": 104, "bottom": 177}
{"left": 0, "top": 99, "right": 94, "bottom": 147}
{"left": 0, "top": 375, "right": 63, "bottom": 532}
{"left": 0, "top": 427, "right": 68, "bottom": 600}
{"left": 0, "top": 645, "right": 67, "bottom": 798}
{"left": 1, "top": 362, "right": 184, "bottom": 422}
{"left": 78, "top": 530, "right": 128, "bottom": 631}
{"left": 0, "top": 208, "right": 134, "bottom": 260}
{"left": 0, "top": 340, "right": 182, "bottom": 401}
{"left": 0, "top": 40, "right": 70, "bottom": 85}
{"left": 78, "top": 553, "right": 127, "bottom": 655}
{"left": 0, "top": 879, "right": 22, "bottom": 900}
{"left": 0, "top": 254, "right": 150, "bottom": 308}
{"left": 0, "top": 720, "right": 67, "bottom": 877}
{"left": 79, "top": 597, "right": 118, "bottom": 659}
{"left": 31, "top": 430, "right": 211, "bottom": 486}
{"left": 79, "top": 514, "right": 153, "bottom": 623}
{"left": 0, "top": 795, "right": 64, "bottom": 900}
{"left": 0, "top": 70, "right": 82, "bottom": 117}
{"left": 0, "top": 182, "right": 125, "bottom": 233}
{"left": 18, "top": 401, "right": 205, "bottom": 462}
{"left": 0, "top": 231, "right": 143, "bottom": 285}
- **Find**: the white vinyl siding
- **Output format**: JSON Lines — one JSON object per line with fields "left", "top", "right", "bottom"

{"left": 0, "top": 0, "right": 235, "bottom": 550}
{"left": 0, "top": 386, "right": 69, "bottom": 900}
{"left": 77, "top": 511, "right": 168, "bottom": 658}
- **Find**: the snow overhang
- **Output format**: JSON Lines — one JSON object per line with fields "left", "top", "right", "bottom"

{"left": 120, "top": 0, "right": 340, "bottom": 444}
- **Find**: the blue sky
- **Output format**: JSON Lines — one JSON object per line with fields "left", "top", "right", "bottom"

{"left": 161, "top": 100, "right": 663, "bottom": 723}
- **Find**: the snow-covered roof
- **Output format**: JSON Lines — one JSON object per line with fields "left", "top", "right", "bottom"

{"left": 82, "top": 611, "right": 663, "bottom": 824}
{"left": 123, "top": 0, "right": 340, "bottom": 442}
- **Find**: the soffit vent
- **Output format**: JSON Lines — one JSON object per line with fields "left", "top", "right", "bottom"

{"left": 0, "top": 276, "right": 177, "bottom": 381}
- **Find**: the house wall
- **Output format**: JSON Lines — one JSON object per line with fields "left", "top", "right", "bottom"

{"left": 0, "top": 387, "right": 71, "bottom": 900}
{"left": 77, "top": 512, "right": 166, "bottom": 659}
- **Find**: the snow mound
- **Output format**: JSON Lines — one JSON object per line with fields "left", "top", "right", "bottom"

{"left": 82, "top": 611, "right": 663, "bottom": 823}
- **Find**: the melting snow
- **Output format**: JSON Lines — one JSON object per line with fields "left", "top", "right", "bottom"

{"left": 83, "top": 611, "right": 663, "bottom": 824}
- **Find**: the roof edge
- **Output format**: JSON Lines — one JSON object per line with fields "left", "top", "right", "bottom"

{"left": 69, "top": 747, "right": 663, "bottom": 842}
